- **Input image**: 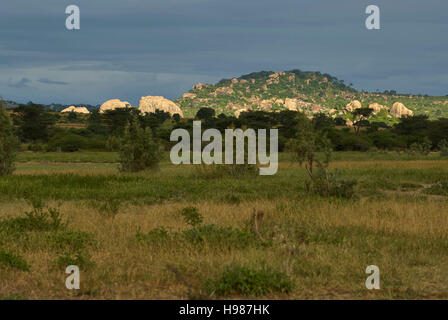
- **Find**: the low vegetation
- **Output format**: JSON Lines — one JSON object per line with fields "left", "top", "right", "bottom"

{"left": 0, "top": 151, "right": 447, "bottom": 299}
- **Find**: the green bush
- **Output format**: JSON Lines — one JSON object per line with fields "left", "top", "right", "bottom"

{"left": 136, "top": 227, "right": 171, "bottom": 245}
{"left": 97, "top": 199, "right": 121, "bottom": 218}
{"left": 0, "top": 100, "right": 18, "bottom": 176}
{"left": 119, "top": 120, "right": 162, "bottom": 172}
{"left": 54, "top": 251, "right": 95, "bottom": 271}
{"left": 0, "top": 204, "right": 65, "bottom": 235}
{"left": 181, "top": 224, "right": 260, "bottom": 249}
{"left": 0, "top": 249, "right": 30, "bottom": 272}
{"left": 408, "top": 140, "right": 431, "bottom": 156}
{"left": 306, "top": 169, "right": 357, "bottom": 199}
{"left": 0, "top": 293, "right": 27, "bottom": 300}
{"left": 105, "top": 135, "right": 121, "bottom": 151}
{"left": 179, "top": 206, "right": 203, "bottom": 227}
{"left": 424, "top": 181, "right": 448, "bottom": 196}
{"left": 203, "top": 265, "right": 293, "bottom": 297}
{"left": 46, "top": 230, "right": 96, "bottom": 251}
{"left": 47, "top": 132, "right": 88, "bottom": 152}
{"left": 438, "top": 139, "right": 448, "bottom": 157}
{"left": 27, "top": 142, "right": 46, "bottom": 152}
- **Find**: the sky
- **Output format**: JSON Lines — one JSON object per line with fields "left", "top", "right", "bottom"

{"left": 0, "top": 0, "right": 447, "bottom": 105}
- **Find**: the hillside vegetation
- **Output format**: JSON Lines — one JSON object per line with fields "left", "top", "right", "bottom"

{"left": 175, "top": 70, "right": 448, "bottom": 121}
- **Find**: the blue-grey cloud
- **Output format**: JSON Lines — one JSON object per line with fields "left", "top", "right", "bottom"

{"left": 8, "top": 77, "right": 32, "bottom": 88}
{"left": 38, "top": 78, "right": 69, "bottom": 85}
{"left": 0, "top": 0, "right": 447, "bottom": 105}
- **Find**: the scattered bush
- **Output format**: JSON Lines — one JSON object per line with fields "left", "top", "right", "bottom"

{"left": 54, "top": 251, "right": 95, "bottom": 271}
{"left": 46, "top": 230, "right": 96, "bottom": 251}
{"left": 0, "top": 249, "right": 30, "bottom": 272}
{"left": 408, "top": 140, "right": 431, "bottom": 156}
{"left": 136, "top": 227, "right": 171, "bottom": 245}
{"left": 0, "top": 204, "right": 65, "bottom": 235}
{"left": 203, "top": 265, "right": 293, "bottom": 297}
{"left": 181, "top": 224, "right": 261, "bottom": 249}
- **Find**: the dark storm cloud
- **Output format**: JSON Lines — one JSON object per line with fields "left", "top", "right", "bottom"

{"left": 0, "top": 0, "right": 447, "bottom": 104}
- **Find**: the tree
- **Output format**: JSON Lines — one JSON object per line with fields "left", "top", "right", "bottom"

{"left": 119, "top": 119, "right": 162, "bottom": 172}
{"left": 13, "top": 104, "right": 56, "bottom": 142}
{"left": 0, "top": 100, "right": 19, "bottom": 175}
{"left": 352, "top": 108, "right": 374, "bottom": 134}
{"left": 286, "top": 113, "right": 332, "bottom": 180}
{"left": 195, "top": 107, "right": 215, "bottom": 120}
{"left": 101, "top": 108, "right": 140, "bottom": 136}
{"left": 312, "top": 113, "right": 334, "bottom": 131}
{"left": 67, "top": 111, "right": 78, "bottom": 122}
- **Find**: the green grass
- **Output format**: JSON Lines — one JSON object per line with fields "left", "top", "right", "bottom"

{"left": 1, "top": 160, "right": 448, "bottom": 203}
{"left": 16, "top": 151, "right": 119, "bottom": 163}
{"left": 0, "top": 151, "right": 447, "bottom": 299}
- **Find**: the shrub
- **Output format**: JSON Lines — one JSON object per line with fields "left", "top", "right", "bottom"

{"left": 179, "top": 206, "right": 203, "bottom": 227}
{"left": 105, "top": 135, "right": 121, "bottom": 151}
{"left": 0, "top": 204, "right": 65, "bottom": 235}
{"left": 0, "top": 100, "right": 18, "bottom": 176}
{"left": 27, "top": 142, "right": 46, "bottom": 152}
{"left": 181, "top": 224, "right": 260, "bottom": 249}
{"left": 203, "top": 265, "right": 293, "bottom": 297}
{"left": 97, "top": 199, "right": 121, "bottom": 218}
{"left": 0, "top": 249, "right": 30, "bottom": 272}
{"left": 408, "top": 140, "right": 431, "bottom": 156}
{"left": 136, "top": 227, "right": 171, "bottom": 245}
{"left": 136, "top": 219, "right": 262, "bottom": 249}
{"left": 54, "top": 251, "right": 95, "bottom": 271}
{"left": 438, "top": 139, "right": 448, "bottom": 157}
{"left": 0, "top": 293, "right": 27, "bottom": 300}
{"left": 46, "top": 230, "right": 96, "bottom": 251}
{"left": 306, "top": 169, "right": 357, "bottom": 199}
{"left": 47, "top": 132, "right": 88, "bottom": 152}
{"left": 424, "top": 181, "right": 448, "bottom": 196}
{"left": 119, "top": 120, "right": 162, "bottom": 172}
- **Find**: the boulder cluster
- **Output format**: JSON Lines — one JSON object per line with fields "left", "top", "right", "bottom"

{"left": 344, "top": 100, "right": 413, "bottom": 118}
{"left": 98, "top": 96, "right": 183, "bottom": 117}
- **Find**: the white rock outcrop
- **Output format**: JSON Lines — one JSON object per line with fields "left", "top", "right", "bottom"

{"left": 368, "top": 103, "right": 388, "bottom": 114}
{"left": 138, "top": 96, "right": 183, "bottom": 117}
{"left": 345, "top": 100, "right": 362, "bottom": 112}
{"left": 61, "top": 106, "right": 90, "bottom": 114}
{"left": 99, "top": 99, "right": 131, "bottom": 113}
{"left": 390, "top": 102, "right": 414, "bottom": 118}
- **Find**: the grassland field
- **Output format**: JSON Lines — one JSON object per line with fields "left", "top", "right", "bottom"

{"left": 0, "top": 151, "right": 447, "bottom": 299}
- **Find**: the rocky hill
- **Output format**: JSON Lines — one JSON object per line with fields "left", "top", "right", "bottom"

{"left": 175, "top": 69, "right": 448, "bottom": 122}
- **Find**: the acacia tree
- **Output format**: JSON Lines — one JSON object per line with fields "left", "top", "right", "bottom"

{"left": 287, "top": 113, "right": 332, "bottom": 180}
{"left": 287, "top": 113, "right": 357, "bottom": 198}
{"left": 0, "top": 100, "right": 19, "bottom": 175}
{"left": 352, "top": 108, "right": 374, "bottom": 134}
